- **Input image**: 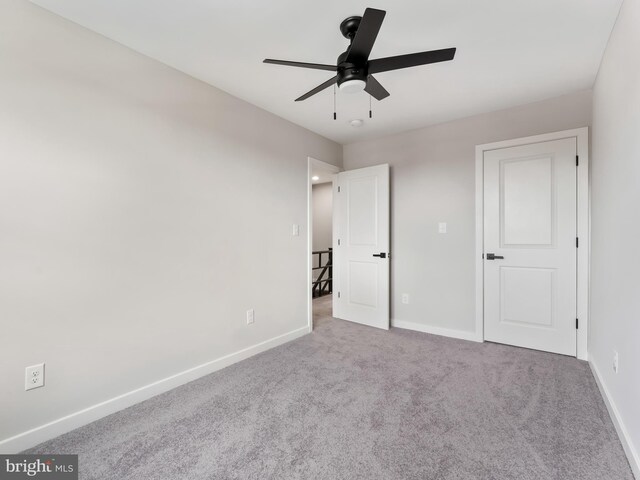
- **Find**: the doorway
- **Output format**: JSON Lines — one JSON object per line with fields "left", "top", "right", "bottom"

{"left": 475, "top": 128, "right": 589, "bottom": 359}
{"left": 307, "top": 158, "right": 340, "bottom": 331}
{"left": 307, "top": 159, "right": 392, "bottom": 332}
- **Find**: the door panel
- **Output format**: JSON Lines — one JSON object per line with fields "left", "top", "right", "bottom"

{"left": 502, "top": 156, "right": 554, "bottom": 246}
{"left": 348, "top": 176, "right": 378, "bottom": 245}
{"left": 348, "top": 261, "right": 378, "bottom": 307}
{"left": 334, "top": 165, "right": 389, "bottom": 329}
{"left": 500, "top": 267, "right": 555, "bottom": 328}
{"left": 484, "top": 138, "right": 576, "bottom": 356}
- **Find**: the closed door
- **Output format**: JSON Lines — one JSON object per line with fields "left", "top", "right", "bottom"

{"left": 483, "top": 138, "right": 577, "bottom": 356}
{"left": 333, "top": 164, "right": 390, "bottom": 329}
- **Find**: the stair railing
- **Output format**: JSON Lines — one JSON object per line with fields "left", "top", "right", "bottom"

{"left": 312, "top": 248, "right": 333, "bottom": 298}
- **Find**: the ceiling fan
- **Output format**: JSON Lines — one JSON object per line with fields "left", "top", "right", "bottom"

{"left": 263, "top": 8, "right": 456, "bottom": 102}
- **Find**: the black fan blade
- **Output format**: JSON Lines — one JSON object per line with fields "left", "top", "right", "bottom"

{"left": 345, "top": 8, "right": 386, "bottom": 64}
{"left": 264, "top": 59, "right": 336, "bottom": 71}
{"left": 295, "top": 76, "right": 338, "bottom": 102}
{"left": 364, "top": 75, "right": 390, "bottom": 101}
{"left": 369, "top": 48, "right": 456, "bottom": 74}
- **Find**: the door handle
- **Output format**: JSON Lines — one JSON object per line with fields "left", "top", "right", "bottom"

{"left": 485, "top": 253, "right": 504, "bottom": 260}
{"left": 373, "top": 252, "right": 387, "bottom": 259}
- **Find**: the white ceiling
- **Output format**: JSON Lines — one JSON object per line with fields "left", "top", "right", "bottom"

{"left": 32, "top": 0, "right": 621, "bottom": 144}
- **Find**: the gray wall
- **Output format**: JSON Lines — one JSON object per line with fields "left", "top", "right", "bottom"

{"left": 343, "top": 90, "right": 592, "bottom": 336}
{"left": 312, "top": 183, "right": 333, "bottom": 252}
{"left": 0, "top": 0, "right": 341, "bottom": 445}
{"left": 590, "top": 0, "right": 640, "bottom": 473}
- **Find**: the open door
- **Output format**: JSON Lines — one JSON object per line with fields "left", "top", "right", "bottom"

{"left": 333, "top": 164, "right": 390, "bottom": 329}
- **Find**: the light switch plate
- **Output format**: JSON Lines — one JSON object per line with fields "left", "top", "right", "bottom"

{"left": 292, "top": 224, "right": 300, "bottom": 236}
{"left": 438, "top": 222, "right": 447, "bottom": 234}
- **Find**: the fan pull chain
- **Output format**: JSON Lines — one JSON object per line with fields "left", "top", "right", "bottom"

{"left": 369, "top": 94, "right": 373, "bottom": 119}
{"left": 333, "top": 84, "right": 337, "bottom": 120}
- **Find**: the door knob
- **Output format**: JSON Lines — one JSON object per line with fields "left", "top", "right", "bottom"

{"left": 373, "top": 252, "right": 387, "bottom": 258}
{"left": 485, "top": 253, "right": 504, "bottom": 260}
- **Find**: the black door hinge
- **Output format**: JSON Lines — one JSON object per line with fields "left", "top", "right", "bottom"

{"left": 576, "top": 318, "right": 579, "bottom": 329}
{"left": 338, "top": 186, "right": 341, "bottom": 193}
{"left": 576, "top": 237, "right": 579, "bottom": 248}
{"left": 338, "top": 292, "right": 341, "bottom": 298}
{"left": 576, "top": 155, "right": 579, "bottom": 166}
{"left": 338, "top": 239, "right": 341, "bottom": 246}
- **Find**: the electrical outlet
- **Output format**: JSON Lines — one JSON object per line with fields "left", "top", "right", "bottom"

{"left": 292, "top": 224, "right": 300, "bottom": 236}
{"left": 246, "top": 309, "right": 255, "bottom": 325}
{"left": 401, "top": 293, "right": 410, "bottom": 304}
{"left": 438, "top": 222, "right": 447, "bottom": 234}
{"left": 613, "top": 350, "right": 618, "bottom": 373}
{"left": 25, "top": 363, "right": 45, "bottom": 391}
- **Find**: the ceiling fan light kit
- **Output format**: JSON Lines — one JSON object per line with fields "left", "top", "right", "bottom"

{"left": 263, "top": 7, "right": 456, "bottom": 115}
{"left": 339, "top": 79, "right": 367, "bottom": 94}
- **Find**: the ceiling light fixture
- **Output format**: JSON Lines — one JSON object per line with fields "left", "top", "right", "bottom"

{"left": 338, "top": 79, "right": 366, "bottom": 94}
{"left": 349, "top": 119, "right": 364, "bottom": 128}
{"left": 312, "top": 175, "right": 320, "bottom": 181}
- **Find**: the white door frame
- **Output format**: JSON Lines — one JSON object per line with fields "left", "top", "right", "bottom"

{"left": 475, "top": 127, "right": 589, "bottom": 360}
{"left": 307, "top": 157, "right": 341, "bottom": 332}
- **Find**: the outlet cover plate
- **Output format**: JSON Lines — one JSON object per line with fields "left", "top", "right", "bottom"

{"left": 25, "top": 363, "right": 45, "bottom": 391}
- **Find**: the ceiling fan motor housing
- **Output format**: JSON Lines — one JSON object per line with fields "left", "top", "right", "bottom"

{"left": 336, "top": 50, "right": 368, "bottom": 88}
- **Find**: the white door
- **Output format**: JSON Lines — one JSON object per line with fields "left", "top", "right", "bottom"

{"left": 333, "top": 164, "right": 390, "bottom": 329}
{"left": 483, "top": 138, "right": 577, "bottom": 356}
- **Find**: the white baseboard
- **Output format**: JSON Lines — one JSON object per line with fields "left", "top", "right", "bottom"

{"left": 0, "top": 326, "right": 309, "bottom": 454}
{"left": 590, "top": 360, "right": 640, "bottom": 479}
{"left": 391, "top": 319, "right": 482, "bottom": 343}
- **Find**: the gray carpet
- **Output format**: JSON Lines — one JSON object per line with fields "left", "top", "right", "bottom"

{"left": 26, "top": 295, "right": 633, "bottom": 479}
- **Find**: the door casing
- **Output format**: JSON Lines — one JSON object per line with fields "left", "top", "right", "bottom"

{"left": 475, "top": 128, "right": 589, "bottom": 360}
